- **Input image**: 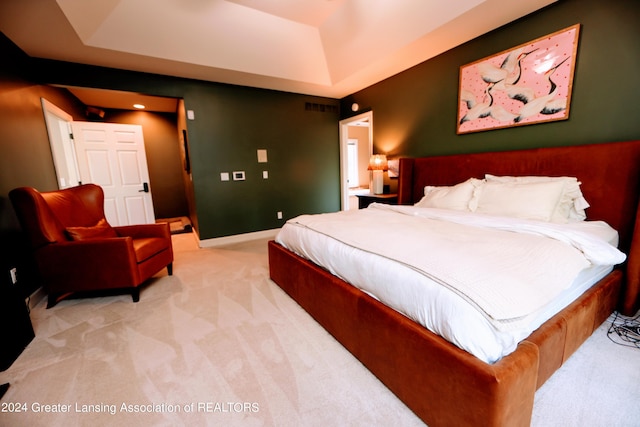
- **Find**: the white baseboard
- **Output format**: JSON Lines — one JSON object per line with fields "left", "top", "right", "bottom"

{"left": 27, "top": 287, "right": 46, "bottom": 311}
{"left": 198, "top": 228, "right": 280, "bottom": 248}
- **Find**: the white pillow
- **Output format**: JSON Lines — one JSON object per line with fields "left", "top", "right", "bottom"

{"left": 415, "top": 178, "right": 482, "bottom": 211}
{"left": 484, "top": 174, "right": 589, "bottom": 222}
{"left": 474, "top": 180, "right": 567, "bottom": 222}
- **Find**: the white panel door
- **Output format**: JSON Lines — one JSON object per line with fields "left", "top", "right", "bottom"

{"left": 71, "top": 122, "right": 155, "bottom": 226}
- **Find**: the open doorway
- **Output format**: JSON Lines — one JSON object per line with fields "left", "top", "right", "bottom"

{"left": 41, "top": 91, "right": 195, "bottom": 231}
{"left": 41, "top": 98, "right": 157, "bottom": 225}
{"left": 339, "top": 111, "right": 373, "bottom": 210}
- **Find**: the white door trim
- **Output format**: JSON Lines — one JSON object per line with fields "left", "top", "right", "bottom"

{"left": 339, "top": 111, "right": 373, "bottom": 210}
{"left": 41, "top": 98, "right": 81, "bottom": 189}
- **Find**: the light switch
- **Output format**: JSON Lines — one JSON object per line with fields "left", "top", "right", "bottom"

{"left": 187, "top": 110, "right": 195, "bottom": 120}
{"left": 263, "top": 171, "right": 269, "bottom": 179}
{"left": 232, "top": 171, "right": 246, "bottom": 181}
{"left": 220, "top": 172, "right": 230, "bottom": 181}
{"left": 257, "top": 149, "right": 268, "bottom": 163}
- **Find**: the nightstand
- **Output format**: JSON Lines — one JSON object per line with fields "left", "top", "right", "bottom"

{"left": 356, "top": 193, "right": 398, "bottom": 209}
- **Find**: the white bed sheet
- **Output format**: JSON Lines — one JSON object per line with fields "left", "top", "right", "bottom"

{"left": 275, "top": 205, "right": 620, "bottom": 363}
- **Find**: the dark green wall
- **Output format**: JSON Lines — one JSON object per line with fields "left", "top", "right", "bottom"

{"left": 341, "top": 0, "right": 640, "bottom": 157}
{"left": 1, "top": 37, "right": 340, "bottom": 242}
{"left": 175, "top": 82, "right": 340, "bottom": 239}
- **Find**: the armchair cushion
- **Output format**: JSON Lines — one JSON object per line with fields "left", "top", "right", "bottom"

{"left": 65, "top": 218, "right": 118, "bottom": 241}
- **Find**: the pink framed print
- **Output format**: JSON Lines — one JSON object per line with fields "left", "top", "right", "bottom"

{"left": 457, "top": 24, "right": 580, "bottom": 134}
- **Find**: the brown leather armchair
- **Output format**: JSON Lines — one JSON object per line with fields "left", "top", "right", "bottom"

{"left": 9, "top": 184, "right": 174, "bottom": 308}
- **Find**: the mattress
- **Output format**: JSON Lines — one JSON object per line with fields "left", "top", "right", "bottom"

{"left": 275, "top": 204, "right": 624, "bottom": 363}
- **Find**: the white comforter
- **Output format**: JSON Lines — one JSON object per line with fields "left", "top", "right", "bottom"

{"left": 276, "top": 204, "right": 626, "bottom": 363}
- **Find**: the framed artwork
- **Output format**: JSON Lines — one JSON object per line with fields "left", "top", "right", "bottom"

{"left": 457, "top": 24, "right": 580, "bottom": 134}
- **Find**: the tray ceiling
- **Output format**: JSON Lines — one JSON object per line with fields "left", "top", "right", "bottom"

{"left": 1, "top": 0, "right": 556, "bottom": 101}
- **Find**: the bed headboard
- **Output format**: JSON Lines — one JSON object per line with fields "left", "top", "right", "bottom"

{"left": 398, "top": 140, "right": 640, "bottom": 315}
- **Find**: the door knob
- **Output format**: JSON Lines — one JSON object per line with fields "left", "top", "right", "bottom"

{"left": 139, "top": 182, "right": 149, "bottom": 193}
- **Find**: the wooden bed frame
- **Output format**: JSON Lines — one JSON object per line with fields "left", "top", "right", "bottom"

{"left": 268, "top": 140, "right": 640, "bottom": 426}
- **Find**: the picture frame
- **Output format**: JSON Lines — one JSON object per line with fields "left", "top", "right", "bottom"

{"left": 457, "top": 24, "right": 580, "bottom": 134}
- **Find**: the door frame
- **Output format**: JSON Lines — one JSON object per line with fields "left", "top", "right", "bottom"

{"left": 41, "top": 98, "right": 81, "bottom": 189}
{"left": 339, "top": 111, "right": 373, "bottom": 210}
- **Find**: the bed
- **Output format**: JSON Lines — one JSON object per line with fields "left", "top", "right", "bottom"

{"left": 268, "top": 140, "right": 640, "bottom": 426}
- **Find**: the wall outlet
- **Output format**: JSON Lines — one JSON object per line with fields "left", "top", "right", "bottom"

{"left": 9, "top": 267, "right": 17, "bottom": 284}
{"left": 277, "top": 211, "right": 283, "bottom": 220}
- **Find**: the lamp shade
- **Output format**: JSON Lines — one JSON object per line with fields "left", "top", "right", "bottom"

{"left": 368, "top": 154, "right": 388, "bottom": 171}
{"left": 368, "top": 154, "right": 388, "bottom": 194}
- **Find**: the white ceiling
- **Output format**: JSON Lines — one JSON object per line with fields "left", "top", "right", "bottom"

{"left": 0, "top": 0, "right": 556, "bottom": 110}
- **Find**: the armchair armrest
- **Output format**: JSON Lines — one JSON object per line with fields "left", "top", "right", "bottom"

{"left": 37, "top": 237, "right": 140, "bottom": 289}
{"left": 115, "top": 222, "right": 171, "bottom": 239}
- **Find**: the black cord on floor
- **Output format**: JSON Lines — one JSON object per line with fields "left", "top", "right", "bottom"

{"left": 607, "top": 311, "right": 640, "bottom": 349}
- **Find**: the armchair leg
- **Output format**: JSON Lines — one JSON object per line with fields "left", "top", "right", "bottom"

{"left": 167, "top": 263, "right": 173, "bottom": 276}
{"left": 46, "top": 292, "right": 66, "bottom": 309}
{"left": 131, "top": 288, "right": 140, "bottom": 303}
{"left": 46, "top": 296, "right": 58, "bottom": 309}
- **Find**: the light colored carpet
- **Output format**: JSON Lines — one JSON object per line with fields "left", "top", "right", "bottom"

{"left": 0, "top": 233, "right": 638, "bottom": 426}
{"left": 531, "top": 311, "right": 640, "bottom": 427}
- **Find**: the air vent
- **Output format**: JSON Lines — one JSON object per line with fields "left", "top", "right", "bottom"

{"left": 305, "top": 102, "right": 338, "bottom": 113}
